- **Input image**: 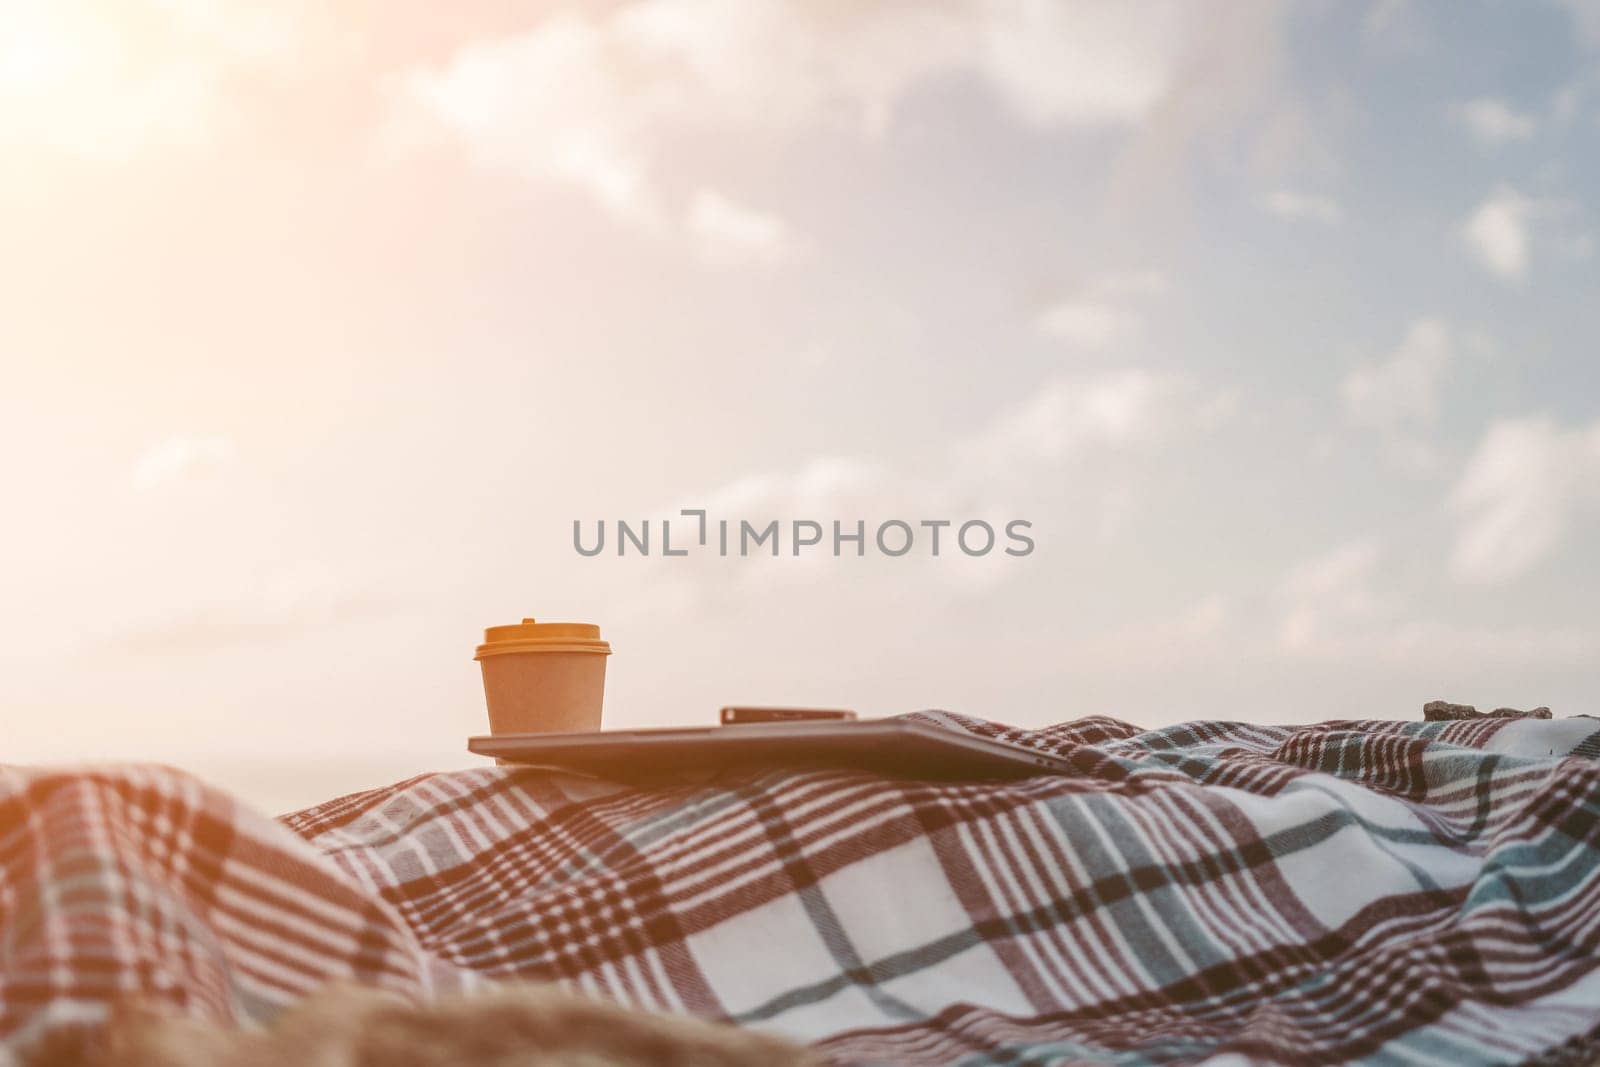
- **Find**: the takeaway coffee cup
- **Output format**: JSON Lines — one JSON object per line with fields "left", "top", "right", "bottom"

{"left": 475, "top": 618, "right": 611, "bottom": 734}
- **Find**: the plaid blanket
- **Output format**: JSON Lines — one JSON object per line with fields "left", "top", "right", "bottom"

{"left": 3, "top": 713, "right": 1599, "bottom": 1065}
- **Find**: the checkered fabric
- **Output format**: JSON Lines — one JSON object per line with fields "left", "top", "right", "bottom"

{"left": 3, "top": 713, "right": 1599, "bottom": 1065}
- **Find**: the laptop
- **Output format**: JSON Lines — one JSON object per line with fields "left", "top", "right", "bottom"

{"left": 467, "top": 718, "right": 1073, "bottom": 781}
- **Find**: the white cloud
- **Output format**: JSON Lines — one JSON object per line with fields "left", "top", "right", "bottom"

{"left": 1035, "top": 301, "right": 1132, "bottom": 348}
{"left": 1455, "top": 97, "right": 1537, "bottom": 147}
{"left": 0, "top": 0, "right": 328, "bottom": 158}
{"left": 1034, "top": 271, "right": 1167, "bottom": 350}
{"left": 692, "top": 369, "right": 1198, "bottom": 521}
{"left": 962, "top": 1, "right": 1187, "bottom": 125}
{"left": 617, "top": 0, "right": 1190, "bottom": 130}
{"left": 606, "top": 365, "right": 1221, "bottom": 618}
{"left": 1449, "top": 416, "right": 1600, "bottom": 584}
{"left": 1276, "top": 540, "right": 1385, "bottom": 654}
{"left": 400, "top": 1, "right": 1197, "bottom": 225}
{"left": 131, "top": 435, "right": 237, "bottom": 490}
{"left": 599, "top": 453, "right": 910, "bottom": 620}
{"left": 1556, "top": 0, "right": 1600, "bottom": 48}
{"left": 1228, "top": 533, "right": 1600, "bottom": 666}
{"left": 1341, "top": 318, "right": 1452, "bottom": 429}
{"left": 686, "top": 190, "right": 802, "bottom": 267}
{"left": 1460, "top": 185, "right": 1538, "bottom": 281}
{"left": 961, "top": 369, "right": 1185, "bottom": 471}
{"left": 1263, "top": 189, "right": 1342, "bottom": 224}
{"left": 1362, "top": 0, "right": 1426, "bottom": 53}
{"left": 1281, "top": 540, "right": 1381, "bottom": 602}
{"left": 397, "top": 15, "right": 664, "bottom": 226}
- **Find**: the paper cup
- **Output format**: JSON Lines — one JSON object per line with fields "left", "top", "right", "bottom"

{"left": 475, "top": 619, "right": 610, "bottom": 734}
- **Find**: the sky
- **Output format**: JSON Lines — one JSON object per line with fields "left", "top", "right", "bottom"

{"left": 3, "top": 0, "right": 1600, "bottom": 813}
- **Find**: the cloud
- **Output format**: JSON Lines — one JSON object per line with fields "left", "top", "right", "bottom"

{"left": 399, "top": 1, "right": 1197, "bottom": 224}
{"left": 1362, "top": 0, "right": 1428, "bottom": 53}
{"left": 1035, "top": 302, "right": 1131, "bottom": 348}
{"left": 1341, "top": 317, "right": 1451, "bottom": 429}
{"left": 1459, "top": 185, "right": 1539, "bottom": 281}
{"left": 1449, "top": 416, "right": 1600, "bottom": 584}
{"left": 1246, "top": 535, "right": 1600, "bottom": 667}
{"left": 1281, "top": 540, "right": 1381, "bottom": 602}
{"left": 131, "top": 434, "right": 237, "bottom": 490}
{"left": 1262, "top": 189, "right": 1342, "bottom": 224}
{"left": 0, "top": 0, "right": 328, "bottom": 158}
{"left": 596, "top": 453, "right": 908, "bottom": 622}
{"left": 691, "top": 368, "right": 1202, "bottom": 523}
{"left": 1455, "top": 97, "right": 1537, "bottom": 146}
{"left": 956, "top": 1, "right": 1188, "bottom": 125}
{"left": 620, "top": 0, "right": 1189, "bottom": 129}
{"left": 960, "top": 368, "right": 1188, "bottom": 472}
{"left": 604, "top": 366, "right": 1222, "bottom": 619}
{"left": 115, "top": 560, "right": 399, "bottom": 654}
{"left": 1556, "top": 0, "right": 1600, "bottom": 49}
{"left": 1034, "top": 271, "right": 1167, "bottom": 350}
{"left": 396, "top": 15, "right": 663, "bottom": 226}
{"left": 1103, "top": 2, "right": 1300, "bottom": 222}
{"left": 686, "top": 190, "right": 803, "bottom": 267}
{"left": 1276, "top": 540, "right": 1385, "bottom": 653}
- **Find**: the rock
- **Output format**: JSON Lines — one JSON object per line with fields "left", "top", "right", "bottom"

{"left": 1424, "top": 700, "right": 1477, "bottom": 721}
{"left": 1490, "top": 706, "right": 1553, "bottom": 719}
{"left": 1424, "top": 700, "right": 1552, "bottom": 721}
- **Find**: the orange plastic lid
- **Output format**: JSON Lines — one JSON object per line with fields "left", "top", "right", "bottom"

{"left": 474, "top": 618, "right": 611, "bottom": 659}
